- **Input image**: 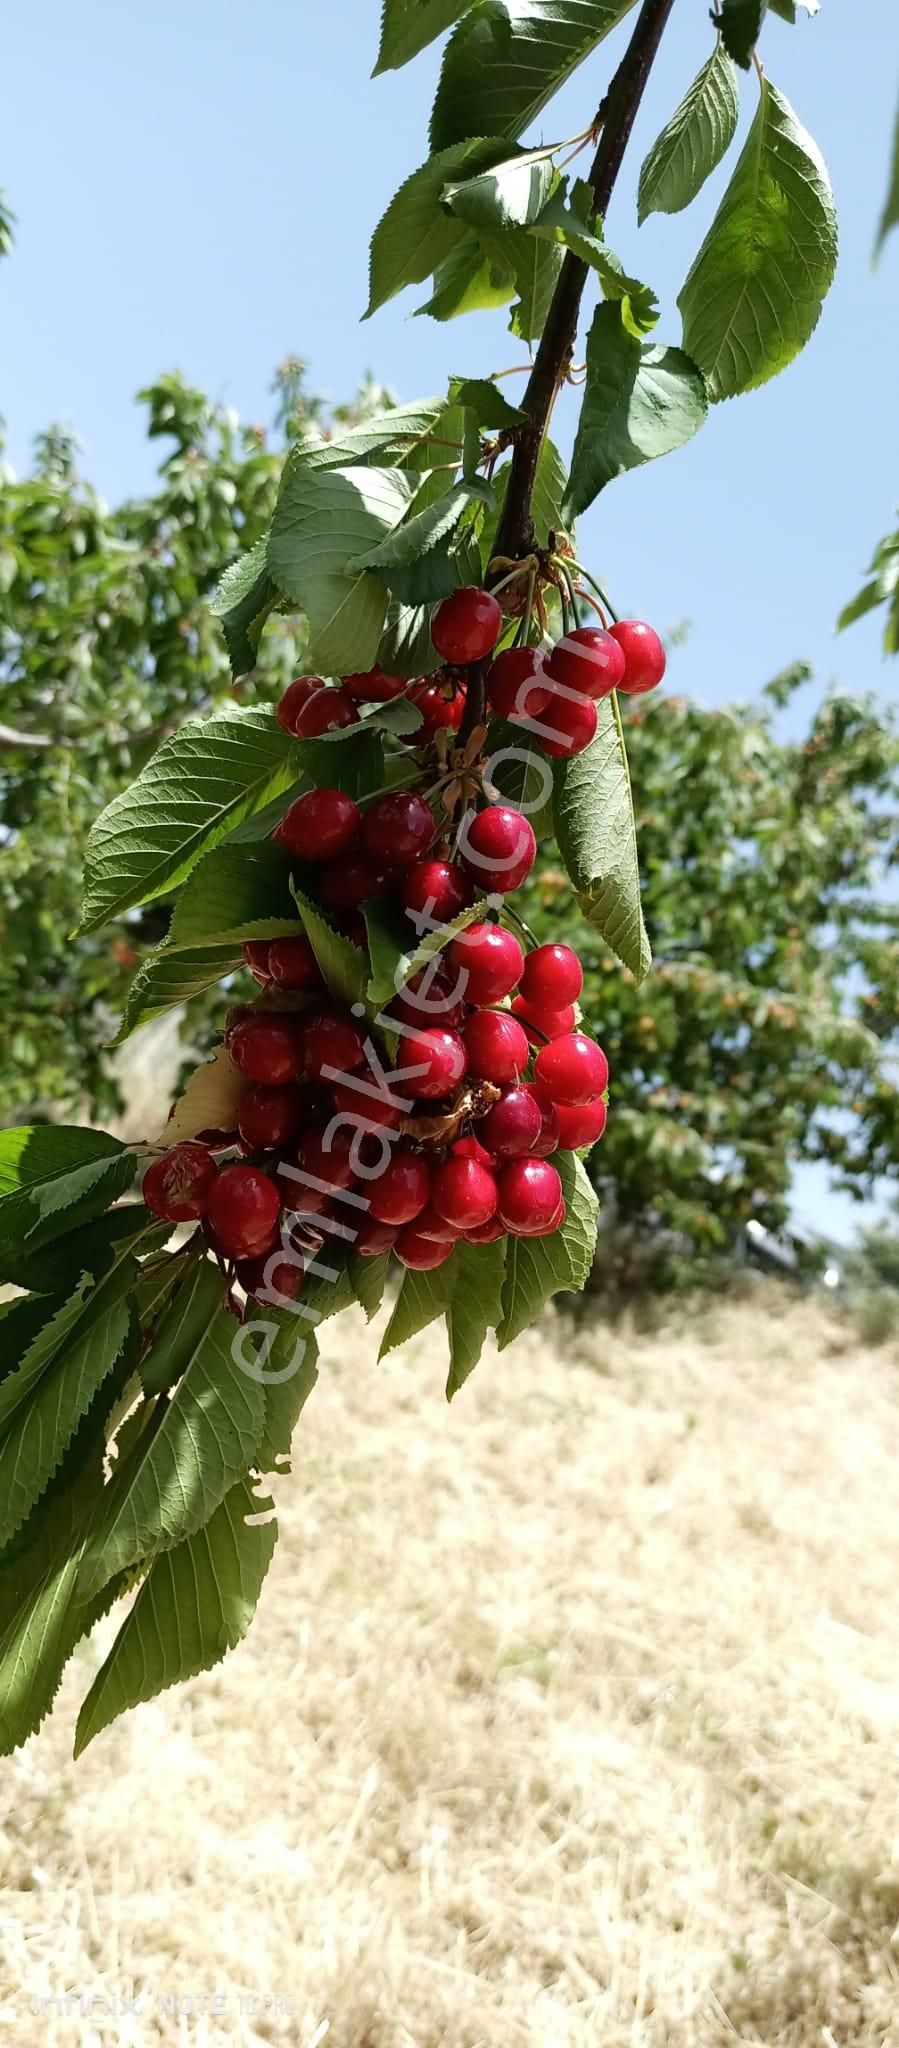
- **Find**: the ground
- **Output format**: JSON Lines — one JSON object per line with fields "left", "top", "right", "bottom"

{"left": 1, "top": 1291, "right": 898, "bottom": 2047}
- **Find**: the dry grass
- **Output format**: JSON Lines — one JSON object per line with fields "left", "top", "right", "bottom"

{"left": 2, "top": 1291, "right": 899, "bottom": 2046}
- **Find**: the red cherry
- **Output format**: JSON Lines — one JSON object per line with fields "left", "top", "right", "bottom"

{"left": 207, "top": 1164, "right": 282, "bottom": 1259}
{"left": 394, "top": 1226, "right": 455, "bottom": 1271}
{"left": 401, "top": 859, "right": 474, "bottom": 928}
{"left": 401, "top": 1026, "right": 467, "bottom": 1100}
{"left": 609, "top": 619, "right": 666, "bottom": 695}
{"left": 453, "top": 1134, "right": 496, "bottom": 1169}
{"left": 415, "top": 1204, "right": 463, "bottom": 1244}
{"left": 237, "top": 1083, "right": 308, "bottom": 1154}
{"left": 352, "top": 1215, "right": 399, "bottom": 1257}
{"left": 294, "top": 1124, "right": 357, "bottom": 1194}
{"left": 431, "top": 587, "right": 502, "bottom": 666}
{"left": 534, "top": 1033, "right": 609, "bottom": 1105}
{"left": 496, "top": 1158, "right": 563, "bottom": 1237}
{"left": 293, "top": 686, "right": 360, "bottom": 739}
{"left": 431, "top": 1156, "right": 498, "bottom": 1230}
{"left": 360, "top": 792, "right": 434, "bottom": 866}
{"left": 520, "top": 943, "right": 583, "bottom": 1009}
{"left": 459, "top": 806, "right": 536, "bottom": 893}
{"left": 536, "top": 686, "right": 597, "bottom": 759}
{"left": 279, "top": 788, "right": 361, "bottom": 861}
{"left": 367, "top": 1149, "right": 431, "bottom": 1225}
{"left": 342, "top": 666, "right": 408, "bottom": 702}
{"left": 331, "top": 1069, "right": 403, "bottom": 1132}
{"left": 229, "top": 1015, "right": 306, "bottom": 1086}
{"left": 142, "top": 1142, "right": 218, "bottom": 1222}
{"left": 388, "top": 964, "right": 467, "bottom": 1031}
{"left": 545, "top": 626, "right": 625, "bottom": 701}
{"left": 302, "top": 1007, "right": 368, "bottom": 1083}
{"left": 409, "top": 680, "right": 465, "bottom": 740}
{"left": 478, "top": 1086, "right": 542, "bottom": 1161}
{"left": 267, "top": 935, "right": 326, "bottom": 992}
{"left": 446, "top": 922, "right": 524, "bottom": 1006}
{"left": 512, "top": 996, "right": 577, "bottom": 1041}
{"left": 486, "top": 645, "right": 553, "bottom": 724}
{"left": 463, "top": 1010, "right": 529, "bottom": 1083}
{"left": 242, "top": 939, "right": 272, "bottom": 985}
{"left": 521, "top": 1084, "right": 561, "bottom": 1158}
{"left": 277, "top": 675, "right": 327, "bottom": 735}
{"left": 318, "top": 854, "right": 391, "bottom": 915}
{"left": 465, "top": 1214, "right": 507, "bottom": 1245}
{"left": 236, "top": 1248, "right": 304, "bottom": 1304}
{"left": 552, "top": 1095, "right": 608, "bottom": 1150}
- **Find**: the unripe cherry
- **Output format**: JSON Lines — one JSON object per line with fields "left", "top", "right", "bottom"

{"left": 431, "top": 1156, "right": 498, "bottom": 1230}
{"left": 302, "top": 1007, "right": 368, "bottom": 1082}
{"left": 545, "top": 626, "right": 625, "bottom": 700}
{"left": 394, "top": 1226, "right": 455, "bottom": 1271}
{"left": 319, "top": 855, "right": 391, "bottom": 915}
{"left": 487, "top": 645, "right": 553, "bottom": 724}
{"left": 401, "top": 1025, "right": 467, "bottom": 1099}
{"left": 447, "top": 922, "right": 524, "bottom": 1006}
{"left": 552, "top": 1095, "right": 608, "bottom": 1150}
{"left": 431, "top": 586, "right": 502, "bottom": 665}
{"left": 360, "top": 791, "right": 434, "bottom": 866}
{"left": 342, "top": 666, "right": 408, "bottom": 702}
{"left": 277, "top": 675, "right": 327, "bottom": 735}
{"left": 536, "top": 685, "right": 597, "bottom": 759}
{"left": 496, "top": 1158, "right": 563, "bottom": 1237}
{"left": 401, "top": 859, "right": 474, "bottom": 926}
{"left": 609, "top": 619, "right": 666, "bottom": 694}
{"left": 459, "top": 806, "right": 536, "bottom": 893}
{"left": 207, "top": 1163, "right": 282, "bottom": 1259}
{"left": 367, "top": 1148, "right": 431, "bottom": 1225}
{"left": 279, "top": 788, "right": 361, "bottom": 862}
{"left": 534, "top": 1032, "right": 609, "bottom": 1105}
{"left": 237, "top": 1083, "right": 308, "bottom": 1154}
{"left": 142, "top": 1142, "right": 218, "bottom": 1222}
{"left": 293, "top": 685, "right": 360, "bottom": 739}
{"left": 229, "top": 1015, "right": 306, "bottom": 1086}
{"left": 267, "top": 935, "right": 326, "bottom": 992}
{"left": 478, "top": 1086, "right": 542, "bottom": 1161}
{"left": 463, "top": 1009, "right": 530, "bottom": 1083}
{"left": 520, "top": 942, "right": 583, "bottom": 1009}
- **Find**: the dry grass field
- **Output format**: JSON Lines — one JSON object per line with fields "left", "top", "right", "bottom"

{"left": 1, "top": 1290, "right": 899, "bottom": 2047}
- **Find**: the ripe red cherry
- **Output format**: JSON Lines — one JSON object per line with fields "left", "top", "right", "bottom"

{"left": 460, "top": 806, "right": 537, "bottom": 893}
{"left": 143, "top": 1142, "right": 218, "bottom": 1222}
{"left": 478, "top": 1086, "right": 542, "bottom": 1161}
{"left": 394, "top": 1226, "right": 455, "bottom": 1270}
{"left": 319, "top": 854, "right": 391, "bottom": 915}
{"left": 609, "top": 619, "right": 666, "bottom": 695}
{"left": 229, "top": 1015, "right": 305, "bottom": 1085}
{"left": 537, "top": 686, "right": 597, "bottom": 758}
{"left": 293, "top": 686, "right": 360, "bottom": 739}
{"left": 388, "top": 965, "right": 466, "bottom": 1030}
{"left": 207, "top": 1164, "right": 282, "bottom": 1259}
{"left": 367, "top": 1148, "right": 431, "bottom": 1225}
{"left": 534, "top": 1032, "right": 609, "bottom": 1105}
{"left": 276, "top": 675, "right": 327, "bottom": 735}
{"left": 401, "top": 859, "right": 474, "bottom": 927}
{"left": 453, "top": 1135, "right": 496, "bottom": 1169}
{"left": 360, "top": 792, "right": 434, "bottom": 866}
{"left": 512, "top": 996, "right": 577, "bottom": 1042}
{"left": 465, "top": 1214, "right": 507, "bottom": 1245}
{"left": 352, "top": 1215, "right": 399, "bottom": 1257}
{"left": 237, "top": 1248, "right": 304, "bottom": 1304}
{"left": 487, "top": 645, "right": 553, "bottom": 724}
{"left": 521, "top": 1083, "right": 560, "bottom": 1158}
{"left": 342, "top": 666, "right": 408, "bottom": 702}
{"left": 552, "top": 1095, "right": 608, "bottom": 1150}
{"left": 447, "top": 921, "right": 524, "bottom": 1006}
{"left": 294, "top": 1124, "right": 357, "bottom": 1193}
{"left": 463, "top": 1009, "right": 529, "bottom": 1083}
{"left": 331, "top": 1068, "right": 403, "bottom": 1132}
{"left": 496, "top": 1158, "right": 563, "bottom": 1237}
{"left": 242, "top": 939, "right": 272, "bottom": 985}
{"left": 237, "top": 1083, "right": 308, "bottom": 1154}
{"left": 401, "top": 1026, "right": 467, "bottom": 1100}
{"left": 431, "top": 1156, "right": 498, "bottom": 1230}
{"left": 279, "top": 788, "right": 361, "bottom": 862}
{"left": 409, "top": 680, "right": 465, "bottom": 739}
{"left": 267, "top": 936, "right": 326, "bottom": 992}
{"left": 431, "top": 586, "right": 502, "bottom": 666}
{"left": 415, "top": 1204, "right": 463, "bottom": 1243}
{"left": 545, "top": 626, "right": 625, "bottom": 701}
{"left": 520, "top": 943, "right": 583, "bottom": 1009}
{"left": 302, "top": 1007, "right": 368, "bottom": 1082}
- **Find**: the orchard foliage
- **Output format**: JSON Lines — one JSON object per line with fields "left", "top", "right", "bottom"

{"left": 0, "top": 0, "right": 851, "bottom": 1754}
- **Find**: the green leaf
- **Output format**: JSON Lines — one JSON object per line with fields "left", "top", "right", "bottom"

{"left": 349, "top": 1252, "right": 391, "bottom": 1321}
{"left": 531, "top": 182, "right": 660, "bottom": 335}
{"left": 530, "top": 432, "right": 569, "bottom": 546}
{"left": 416, "top": 237, "right": 517, "bottom": 320}
{"left": 446, "top": 1238, "right": 507, "bottom": 1396}
{"left": 0, "top": 1126, "right": 133, "bottom": 1257}
{"left": 678, "top": 79, "right": 838, "bottom": 402}
{"left": 140, "top": 1257, "right": 226, "bottom": 1397}
{"left": 349, "top": 484, "right": 473, "bottom": 573}
{"left": 73, "top": 1476, "right": 278, "bottom": 1756}
{"left": 719, "top": 0, "right": 767, "bottom": 68}
{"left": 209, "top": 535, "right": 278, "bottom": 677}
{"left": 552, "top": 696, "right": 651, "bottom": 980}
{"left": 290, "top": 881, "right": 370, "bottom": 1007}
{"left": 0, "top": 1203, "right": 154, "bottom": 1298}
{"left": 111, "top": 940, "right": 243, "bottom": 1046}
{"left": 875, "top": 92, "right": 899, "bottom": 259}
{"left": 379, "top": 1252, "right": 458, "bottom": 1357}
{"left": 268, "top": 463, "right": 416, "bottom": 674}
{"left": 477, "top": 224, "right": 562, "bottom": 342}
{"left": 363, "top": 893, "right": 489, "bottom": 1011}
{"left": 367, "top": 138, "right": 512, "bottom": 315}
{"left": 283, "top": 400, "right": 445, "bottom": 477}
{"left": 430, "top": 0, "right": 639, "bottom": 150}
{"left": 768, "top": 0, "right": 820, "bottom": 18}
{"left": 375, "top": 0, "right": 473, "bottom": 71}
{"left": 637, "top": 44, "right": 740, "bottom": 222}
{"left": 0, "top": 1268, "right": 133, "bottom": 1548}
{"left": 252, "top": 1314, "right": 320, "bottom": 1472}
{"left": 168, "top": 840, "right": 298, "bottom": 949}
{"left": 498, "top": 1153, "right": 598, "bottom": 1347}
{"left": 563, "top": 302, "right": 708, "bottom": 521}
{"left": 444, "top": 148, "right": 557, "bottom": 229}
{"left": 378, "top": 598, "right": 444, "bottom": 679}
{"left": 484, "top": 723, "right": 555, "bottom": 838}
{"left": 447, "top": 377, "right": 526, "bottom": 428}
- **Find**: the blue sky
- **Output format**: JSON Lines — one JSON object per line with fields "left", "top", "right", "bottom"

{"left": 2, "top": 0, "right": 897, "bottom": 1237}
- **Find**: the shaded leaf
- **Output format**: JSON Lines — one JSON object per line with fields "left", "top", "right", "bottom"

{"left": 430, "top": 0, "right": 639, "bottom": 150}
{"left": 376, "top": 0, "right": 475, "bottom": 72}
{"left": 379, "top": 1252, "right": 457, "bottom": 1357}
{"left": 563, "top": 302, "right": 707, "bottom": 521}
{"left": 446, "top": 1238, "right": 507, "bottom": 1396}
{"left": 268, "top": 463, "right": 415, "bottom": 675}
{"left": 290, "top": 880, "right": 370, "bottom": 1008}
{"left": 0, "top": 1268, "right": 133, "bottom": 1549}
{"left": 498, "top": 1153, "right": 598, "bottom": 1347}
{"left": 0, "top": 1126, "right": 133, "bottom": 1257}
{"left": 367, "top": 138, "right": 512, "bottom": 315}
{"left": 552, "top": 696, "right": 651, "bottom": 980}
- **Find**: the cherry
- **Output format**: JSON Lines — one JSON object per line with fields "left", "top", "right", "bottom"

{"left": 302, "top": 1006, "right": 368, "bottom": 1082}
{"left": 512, "top": 996, "right": 577, "bottom": 1041}
{"left": 388, "top": 965, "right": 467, "bottom": 1030}
{"left": 478, "top": 1086, "right": 542, "bottom": 1161}
{"left": 536, "top": 686, "right": 597, "bottom": 759}
{"left": 279, "top": 788, "right": 361, "bottom": 861}
{"left": 237, "top": 1248, "right": 304, "bottom": 1304}
{"left": 268, "top": 935, "right": 326, "bottom": 992}
{"left": 465, "top": 1214, "right": 507, "bottom": 1245}
{"left": 207, "top": 1163, "right": 282, "bottom": 1259}
{"left": 431, "top": 1156, "right": 497, "bottom": 1231}
{"left": 545, "top": 626, "right": 625, "bottom": 701}
{"left": 460, "top": 806, "right": 536, "bottom": 893}
{"left": 520, "top": 942, "right": 583, "bottom": 1009}
{"left": 277, "top": 675, "right": 327, "bottom": 735}
{"left": 447, "top": 921, "right": 523, "bottom": 1006}
{"left": 293, "top": 1124, "right": 357, "bottom": 1194}
{"left": 360, "top": 791, "right": 434, "bottom": 865}
{"left": 534, "top": 1032, "right": 609, "bottom": 1105}
{"left": 342, "top": 666, "right": 408, "bottom": 702}
{"left": 367, "top": 1148, "right": 431, "bottom": 1225}
{"left": 521, "top": 1084, "right": 561, "bottom": 1158}
{"left": 352, "top": 1215, "right": 399, "bottom": 1257}
{"left": 143, "top": 1142, "right": 218, "bottom": 1222}
{"left": 319, "top": 854, "right": 391, "bottom": 915}
{"left": 401, "top": 859, "right": 474, "bottom": 927}
{"left": 401, "top": 1025, "right": 467, "bottom": 1100}
{"left": 415, "top": 1204, "right": 463, "bottom": 1243}
{"left": 431, "top": 586, "right": 502, "bottom": 666}
{"left": 496, "top": 1158, "right": 563, "bottom": 1237}
{"left": 394, "top": 1226, "right": 455, "bottom": 1271}
{"left": 552, "top": 1095, "right": 608, "bottom": 1150}
{"left": 609, "top": 619, "right": 666, "bottom": 695}
{"left": 242, "top": 939, "right": 273, "bottom": 985}
{"left": 237, "top": 1083, "right": 308, "bottom": 1154}
{"left": 409, "top": 679, "right": 465, "bottom": 739}
{"left": 293, "top": 685, "right": 360, "bottom": 739}
{"left": 453, "top": 1134, "right": 496, "bottom": 1169}
{"left": 229, "top": 1015, "right": 306, "bottom": 1086}
{"left": 463, "top": 1009, "right": 530, "bottom": 1083}
{"left": 331, "top": 1069, "right": 403, "bottom": 1132}
{"left": 486, "top": 645, "right": 553, "bottom": 725}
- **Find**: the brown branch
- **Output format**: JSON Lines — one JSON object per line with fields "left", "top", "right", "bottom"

{"left": 0, "top": 721, "right": 61, "bottom": 751}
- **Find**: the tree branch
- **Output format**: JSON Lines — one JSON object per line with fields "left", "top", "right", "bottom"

{"left": 0, "top": 721, "right": 60, "bottom": 751}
